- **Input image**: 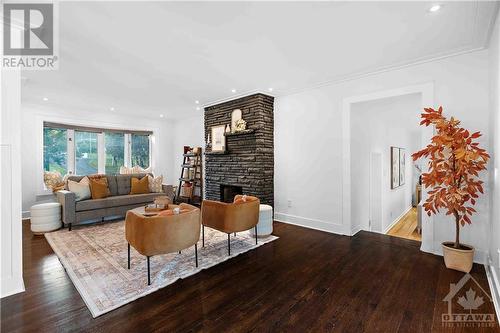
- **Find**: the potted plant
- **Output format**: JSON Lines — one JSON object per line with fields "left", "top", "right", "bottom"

{"left": 412, "top": 107, "right": 489, "bottom": 273}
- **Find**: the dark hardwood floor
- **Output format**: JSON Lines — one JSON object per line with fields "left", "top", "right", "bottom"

{"left": 1, "top": 220, "right": 498, "bottom": 332}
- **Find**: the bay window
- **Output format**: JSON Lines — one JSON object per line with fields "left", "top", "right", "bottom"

{"left": 43, "top": 122, "right": 152, "bottom": 176}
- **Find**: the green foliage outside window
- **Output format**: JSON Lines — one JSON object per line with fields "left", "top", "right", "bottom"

{"left": 105, "top": 132, "right": 125, "bottom": 174}
{"left": 43, "top": 127, "right": 67, "bottom": 175}
{"left": 131, "top": 134, "right": 150, "bottom": 168}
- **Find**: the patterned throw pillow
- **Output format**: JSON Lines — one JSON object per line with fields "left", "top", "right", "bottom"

{"left": 68, "top": 177, "right": 91, "bottom": 201}
{"left": 119, "top": 166, "right": 132, "bottom": 175}
{"left": 119, "top": 165, "right": 152, "bottom": 175}
{"left": 44, "top": 171, "right": 63, "bottom": 190}
{"left": 148, "top": 175, "right": 163, "bottom": 193}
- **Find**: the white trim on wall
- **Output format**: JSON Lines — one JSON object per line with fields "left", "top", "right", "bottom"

{"left": 341, "top": 82, "right": 435, "bottom": 255}
{"left": 274, "top": 212, "right": 351, "bottom": 236}
{"left": 1, "top": 69, "right": 25, "bottom": 298}
{"left": 486, "top": 259, "right": 500, "bottom": 321}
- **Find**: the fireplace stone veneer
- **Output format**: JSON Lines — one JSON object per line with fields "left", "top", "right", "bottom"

{"left": 204, "top": 93, "right": 274, "bottom": 207}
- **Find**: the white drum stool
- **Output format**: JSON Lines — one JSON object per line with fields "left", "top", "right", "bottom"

{"left": 30, "top": 202, "right": 62, "bottom": 234}
{"left": 250, "top": 204, "right": 273, "bottom": 237}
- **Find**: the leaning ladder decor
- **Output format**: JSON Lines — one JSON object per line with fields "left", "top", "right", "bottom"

{"left": 176, "top": 146, "right": 203, "bottom": 206}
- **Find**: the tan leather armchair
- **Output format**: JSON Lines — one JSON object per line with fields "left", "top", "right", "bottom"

{"left": 201, "top": 195, "right": 260, "bottom": 255}
{"left": 125, "top": 203, "right": 200, "bottom": 285}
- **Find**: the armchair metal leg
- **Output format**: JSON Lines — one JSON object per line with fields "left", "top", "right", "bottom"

{"left": 178, "top": 250, "right": 181, "bottom": 254}
{"left": 227, "top": 233, "right": 231, "bottom": 256}
{"left": 202, "top": 225, "right": 205, "bottom": 247}
{"left": 68, "top": 223, "right": 72, "bottom": 231}
{"left": 255, "top": 225, "right": 258, "bottom": 245}
{"left": 147, "top": 256, "right": 151, "bottom": 285}
{"left": 195, "top": 243, "right": 198, "bottom": 267}
{"left": 234, "top": 232, "right": 236, "bottom": 236}
{"left": 127, "top": 243, "right": 130, "bottom": 269}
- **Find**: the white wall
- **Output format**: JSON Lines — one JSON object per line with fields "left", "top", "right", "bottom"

{"left": 170, "top": 115, "right": 205, "bottom": 192}
{"left": 21, "top": 104, "right": 174, "bottom": 214}
{"left": 488, "top": 8, "right": 500, "bottom": 300}
{"left": 1, "top": 69, "right": 25, "bottom": 297}
{"left": 274, "top": 50, "right": 491, "bottom": 262}
{"left": 350, "top": 93, "right": 421, "bottom": 233}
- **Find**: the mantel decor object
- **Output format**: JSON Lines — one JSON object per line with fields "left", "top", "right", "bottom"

{"left": 234, "top": 119, "right": 247, "bottom": 132}
{"left": 211, "top": 125, "right": 226, "bottom": 152}
{"left": 231, "top": 109, "right": 242, "bottom": 133}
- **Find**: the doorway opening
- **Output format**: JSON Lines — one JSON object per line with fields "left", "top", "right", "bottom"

{"left": 350, "top": 92, "right": 422, "bottom": 242}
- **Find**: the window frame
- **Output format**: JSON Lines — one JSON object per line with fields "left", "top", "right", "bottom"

{"left": 42, "top": 125, "right": 153, "bottom": 178}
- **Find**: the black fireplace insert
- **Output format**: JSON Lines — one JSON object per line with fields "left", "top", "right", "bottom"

{"left": 220, "top": 184, "right": 243, "bottom": 203}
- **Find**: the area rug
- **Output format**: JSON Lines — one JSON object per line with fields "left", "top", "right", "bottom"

{"left": 45, "top": 220, "right": 277, "bottom": 317}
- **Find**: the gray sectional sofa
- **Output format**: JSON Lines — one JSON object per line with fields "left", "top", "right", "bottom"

{"left": 57, "top": 173, "right": 174, "bottom": 230}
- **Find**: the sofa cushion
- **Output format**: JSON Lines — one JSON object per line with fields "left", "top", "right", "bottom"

{"left": 76, "top": 193, "right": 161, "bottom": 211}
{"left": 106, "top": 175, "right": 118, "bottom": 196}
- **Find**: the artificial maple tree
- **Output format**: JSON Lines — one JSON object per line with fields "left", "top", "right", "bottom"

{"left": 412, "top": 107, "right": 489, "bottom": 249}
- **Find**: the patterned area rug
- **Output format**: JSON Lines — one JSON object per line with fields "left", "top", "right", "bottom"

{"left": 45, "top": 220, "right": 277, "bottom": 317}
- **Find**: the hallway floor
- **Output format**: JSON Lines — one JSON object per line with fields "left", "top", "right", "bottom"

{"left": 387, "top": 207, "right": 422, "bottom": 241}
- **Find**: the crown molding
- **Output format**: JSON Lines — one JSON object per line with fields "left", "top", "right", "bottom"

{"left": 202, "top": 89, "right": 275, "bottom": 109}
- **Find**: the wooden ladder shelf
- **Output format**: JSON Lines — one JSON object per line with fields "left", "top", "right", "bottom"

{"left": 176, "top": 147, "right": 203, "bottom": 206}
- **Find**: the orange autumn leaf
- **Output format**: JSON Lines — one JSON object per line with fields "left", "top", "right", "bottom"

{"left": 411, "top": 107, "right": 489, "bottom": 248}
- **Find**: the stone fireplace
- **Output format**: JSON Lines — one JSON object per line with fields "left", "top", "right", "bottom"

{"left": 204, "top": 93, "right": 274, "bottom": 207}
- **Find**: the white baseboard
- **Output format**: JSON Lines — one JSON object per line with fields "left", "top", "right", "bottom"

{"left": 22, "top": 210, "right": 30, "bottom": 219}
{"left": 383, "top": 206, "right": 413, "bottom": 234}
{"left": 350, "top": 226, "right": 363, "bottom": 236}
{"left": 274, "top": 212, "right": 350, "bottom": 236}
{"left": 485, "top": 260, "right": 500, "bottom": 321}
{"left": 1, "top": 276, "right": 25, "bottom": 298}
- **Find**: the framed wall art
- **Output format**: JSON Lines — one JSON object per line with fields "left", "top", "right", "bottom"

{"left": 211, "top": 125, "right": 226, "bottom": 152}
{"left": 391, "top": 146, "right": 406, "bottom": 189}
{"left": 391, "top": 147, "right": 400, "bottom": 189}
{"left": 399, "top": 148, "right": 406, "bottom": 186}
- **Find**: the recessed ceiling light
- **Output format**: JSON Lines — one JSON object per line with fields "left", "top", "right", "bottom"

{"left": 268, "top": 88, "right": 273, "bottom": 92}
{"left": 195, "top": 100, "right": 199, "bottom": 104}
{"left": 43, "top": 97, "right": 48, "bottom": 101}
{"left": 429, "top": 4, "right": 441, "bottom": 12}
{"left": 196, "top": 106, "right": 201, "bottom": 111}
{"left": 110, "top": 107, "right": 115, "bottom": 111}
{"left": 159, "top": 114, "right": 164, "bottom": 118}
{"left": 231, "top": 89, "right": 236, "bottom": 93}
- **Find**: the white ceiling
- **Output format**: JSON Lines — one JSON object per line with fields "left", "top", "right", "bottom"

{"left": 21, "top": 1, "right": 499, "bottom": 120}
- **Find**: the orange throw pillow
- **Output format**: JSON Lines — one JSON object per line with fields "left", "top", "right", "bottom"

{"left": 89, "top": 177, "right": 111, "bottom": 199}
{"left": 130, "top": 176, "right": 150, "bottom": 195}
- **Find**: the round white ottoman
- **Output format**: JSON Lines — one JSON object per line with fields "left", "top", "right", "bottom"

{"left": 250, "top": 204, "right": 273, "bottom": 237}
{"left": 30, "top": 202, "right": 62, "bottom": 234}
